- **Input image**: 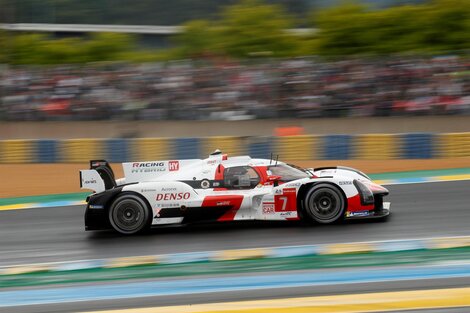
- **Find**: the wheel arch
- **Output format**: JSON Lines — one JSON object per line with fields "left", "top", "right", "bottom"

{"left": 297, "top": 181, "right": 348, "bottom": 219}
{"left": 107, "top": 190, "right": 154, "bottom": 235}
{"left": 109, "top": 190, "right": 153, "bottom": 215}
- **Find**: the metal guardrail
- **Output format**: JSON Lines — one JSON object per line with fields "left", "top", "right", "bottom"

{"left": 0, "top": 23, "right": 316, "bottom": 35}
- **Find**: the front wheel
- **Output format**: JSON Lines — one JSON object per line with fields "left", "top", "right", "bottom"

{"left": 109, "top": 194, "right": 151, "bottom": 235}
{"left": 303, "top": 184, "right": 345, "bottom": 224}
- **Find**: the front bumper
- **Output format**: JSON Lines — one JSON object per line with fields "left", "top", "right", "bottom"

{"left": 346, "top": 202, "right": 391, "bottom": 219}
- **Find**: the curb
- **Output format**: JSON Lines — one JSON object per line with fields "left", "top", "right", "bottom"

{"left": 373, "top": 173, "right": 470, "bottom": 185}
{"left": 2, "top": 236, "right": 470, "bottom": 276}
{"left": 0, "top": 200, "right": 85, "bottom": 211}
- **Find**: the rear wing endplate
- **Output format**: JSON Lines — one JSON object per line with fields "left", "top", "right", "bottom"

{"left": 80, "top": 169, "right": 105, "bottom": 193}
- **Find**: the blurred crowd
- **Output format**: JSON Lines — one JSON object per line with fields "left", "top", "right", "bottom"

{"left": 1, "top": 55, "right": 469, "bottom": 121}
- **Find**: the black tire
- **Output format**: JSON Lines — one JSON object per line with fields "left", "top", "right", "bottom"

{"left": 303, "top": 183, "right": 346, "bottom": 224}
{"left": 108, "top": 194, "right": 151, "bottom": 235}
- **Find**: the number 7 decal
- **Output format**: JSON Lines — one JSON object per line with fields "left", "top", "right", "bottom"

{"left": 274, "top": 188, "right": 297, "bottom": 212}
{"left": 279, "top": 196, "right": 288, "bottom": 211}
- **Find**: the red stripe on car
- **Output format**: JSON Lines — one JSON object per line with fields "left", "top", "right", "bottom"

{"left": 201, "top": 195, "right": 244, "bottom": 221}
{"left": 214, "top": 164, "right": 227, "bottom": 191}
{"left": 347, "top": 194, "right": 374, "bottom": 212}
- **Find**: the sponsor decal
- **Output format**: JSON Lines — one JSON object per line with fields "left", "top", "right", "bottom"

{"left": 216, "top": 201, "right": 230, "bottom": 206}
{"left": 283, "top": 188, "right": 297, "bottom": 194}
{"left": 168, "top": 160, "right": 180, "bottom": 171}
{"left": 347, "top": 210, "right": 370, "bottom": 217}
{"left": 163, "top": 203, "right": 181, "bottom": 208}
{"left": 131, "top": 162, "right": 166, "bottom": 173}
{"left": 262, "top": 203, "right": 275, "bottom": 214}
{"left": 141, "top": 189, "right": 157, "bottom": 192}
{"left": 88, "top": 204, "right": 103, "bottom": 209}
{"left": 156, "top": 192, "right": 191, "bottom": 201}
{"left": 213, "top": 182, "right": 220, "bottom": 187}
{"left": 339, "top": 181, "right": 352, "bottom": 185}
{"left": 132, "top": 168, "right": 166, "bottom": 173}
{"left": 280, "top": 211, "right": 293, "bottom": 217}
{"left": 275, "top": 188, "right": 297, "bottom": 212}
{"left": 286, "top": 183, "right": 301, "bottom": 187}
{"left": 84, "top": 179, "right": 97, "bottom": 184}
{"left": 207, "top": 159, "right": 217, "bottom": 165}
{"left": 274, "top": 189, "right": 283, "bottom": 194}
{"left": 133, "top": 162, "right": 165, "bottom": 168}
{"left": 161, "top": 187, "right": 177, "bottom": 192}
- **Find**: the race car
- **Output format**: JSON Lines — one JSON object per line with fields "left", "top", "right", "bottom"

{"left": 80, "top": 150, "right": 390, "bottom": 235}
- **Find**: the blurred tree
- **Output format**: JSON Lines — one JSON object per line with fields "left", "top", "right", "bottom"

{"left": 10, "top": 34, "right": 46, "bottom": 64}
{"left": 38, "top": 37, "right": 87, "bottom": 64}
{"left": 419, "top": 0, "right": 470, "bottom": 51}
{"left": 7, "top": 32, "right": 136, "bottom": 64}
{"left": 84, "top": 33, "right": 134, "bottom": 62}
{"left": 312, "top": 2, "right": 371, "bottom": 55}
{"left": 311, "top": 0, "right": 470, "bottom": 56}
{"left": 175, "top": 20, "right": 217, "bottom": 57}
{"left": 214, "top": 0, "right": 301, "bottom": 57}
{"left": 364, "top": 5, "right": 427, "bottom": 54}
{"left": 0, "top": 30, "right": 7, "bottom": 63}
{"left": 175, "top": 0, "right": 302, "bottom": 58}
{"left": 3, "top": 0, "right": 469, "bottom": 64}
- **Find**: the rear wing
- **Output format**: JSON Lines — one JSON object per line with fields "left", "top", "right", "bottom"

{"left": 81, "top": 158, "right": 203, "bottom": 192}
{"left": 80, "top": 160, "right": 116, "bottom": 193}
{"left": 122, "top": 159, "right": 200, "bottom": 183}
{"left": 80, "top": 169, "right": 105, "bottom": 193}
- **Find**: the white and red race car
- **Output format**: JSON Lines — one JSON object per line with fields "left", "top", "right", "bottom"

{"left": 80, "top": 151, "right": 390, "bottom": 234}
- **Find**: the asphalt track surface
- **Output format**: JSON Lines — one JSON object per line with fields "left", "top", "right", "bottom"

{"left": 1, "top": 180, "right": 470, "bottom": 267}
{"left": 1, "top": 180, "right": 470, "bottom": 313}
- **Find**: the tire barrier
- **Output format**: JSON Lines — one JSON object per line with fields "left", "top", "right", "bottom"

{"left": 1, "top": 132, "right": 470, "bottom": 163}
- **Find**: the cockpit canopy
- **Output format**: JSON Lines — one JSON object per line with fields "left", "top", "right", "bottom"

{"left": 267, "top": 164, "right": 309, "bottom": 182}
{"left": 223, "top": 166, "right": 261, "bottom": 189}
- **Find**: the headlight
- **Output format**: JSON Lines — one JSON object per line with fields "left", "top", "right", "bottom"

{"left": 353, "top": 180, "right": 374, "bottom": 205}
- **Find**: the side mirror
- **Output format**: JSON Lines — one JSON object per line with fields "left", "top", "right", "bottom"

{"left": 267, "top": 175, "right": 282, "bottom": 187}
{"left": 305, "top": 167, "right": 315, "bottom": 177}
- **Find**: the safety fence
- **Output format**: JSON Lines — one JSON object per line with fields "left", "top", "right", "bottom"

{"left": 0, "top": 132, "right": 469, "bottom": 163}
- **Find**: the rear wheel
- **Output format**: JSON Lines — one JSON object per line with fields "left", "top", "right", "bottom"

{"left": 303, "top": 184, "right": 345, "bottom": 224}
{"left": 109, "top": 194, "right": 151, "bottom": 235}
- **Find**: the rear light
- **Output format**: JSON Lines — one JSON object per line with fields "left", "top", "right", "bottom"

{"left": 353, "top": 180, "right": 374, "bottom": 205}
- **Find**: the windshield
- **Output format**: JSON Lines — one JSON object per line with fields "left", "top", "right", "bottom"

{"left": 268, "top": 164, "right": 309, "bottom": 182}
